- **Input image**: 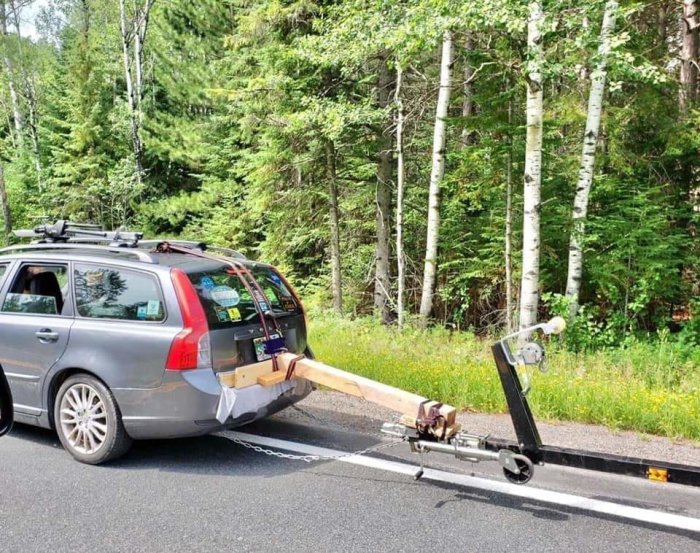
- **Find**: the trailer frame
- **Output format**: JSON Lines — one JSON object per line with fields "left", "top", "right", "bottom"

{"left": 484, "top": 342, "right": 700, "bottom": 487}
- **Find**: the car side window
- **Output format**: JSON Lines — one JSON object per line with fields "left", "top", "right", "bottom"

{"left": 0, "top": 264, "right": 7, "bottom": 282}
{"left": 74, "top": 264, "right": 165, "bottom": 322}
{"left": 1, "top": 264, "right": 69, "bottom": 316}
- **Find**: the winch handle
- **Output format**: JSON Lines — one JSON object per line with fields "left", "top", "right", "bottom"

{"left": 498, "top": 316, "right": 567, "bottom": 367}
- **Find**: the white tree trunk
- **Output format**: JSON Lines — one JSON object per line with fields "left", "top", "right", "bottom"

{"left": 680, "top": 0, "right": 699, "bottom": 115}
{"left": 374, "top": 57, "right": 393, "bottom": 324}
{"left": 325, "top": 140, "right": 343, "bottom": 313}
{"left": 0, "top": 2, "right": 23, "bottom": 144}
{"left": 565, "top": 0, "right": 618, "bottom": 314}
{"left": 461, "top": 35, "right": 475, "bottom": 147}
{"left": 518, "top": 3, "right": 544, "bottom": 330}
{"left": 0, "top": 165, "right": 11, "bottom": 245}
{"left": 418, "top": 31, "right": 453, "bottom": 326}
{"left": 119, "top": 0, "right": 142, "bottom": 177}
{"left": 9, "top": 0, "right": 42, "bottom": 187}
{"left": 395, "top": 63, "right": 406, "bottom": 328}
{"left": 505, "top": 97, "right": 514, "bottom": 333}
{"left": 134, "top": 0, "right": 154, "bottom": 120}
{"left": 119, "top": 0, "right": 153, "bottom": 181}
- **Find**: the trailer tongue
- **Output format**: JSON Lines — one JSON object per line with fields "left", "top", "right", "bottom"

{"left": 219, "top": 316, "right": 700, "bottom": 488}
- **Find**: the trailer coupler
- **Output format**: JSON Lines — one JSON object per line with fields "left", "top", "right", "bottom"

{"left": 381, "top": 423, "right": 535, "bottom": 484}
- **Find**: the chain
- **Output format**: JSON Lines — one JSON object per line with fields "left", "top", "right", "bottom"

{"left": 228, "top": 434, "right": 406, "bottom": 463}
{"left": 287, "top": 406, "right": 477, "bottom": 476}
{"left": 290, "top": 405, "right": 401, "bottom": 438}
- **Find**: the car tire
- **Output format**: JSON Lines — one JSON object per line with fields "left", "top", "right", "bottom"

{"left": 54, "top": 374, "right": 132, "bottom": 464}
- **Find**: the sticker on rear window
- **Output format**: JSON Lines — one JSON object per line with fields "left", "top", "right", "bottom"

{"left": 210, "top": 286, "right": 240, "bottom": 307}
{"left": 215, "top": 308, "right": 229, "bottom": 322}
{"left": 227, "top": 307, "right": 241, "bottom": 321}
{"left": 137, "top": 305, "right": 147, "bottom": 319}
{"left": 200, "top": 276, "right": 215, "bottom": 290}
{"left": 281, "top": 296, "right": 296, "bottom": 312}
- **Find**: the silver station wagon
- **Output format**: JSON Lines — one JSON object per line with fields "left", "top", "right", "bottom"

{"left": 0, "top": 222, "right": 312, "bottom": 464}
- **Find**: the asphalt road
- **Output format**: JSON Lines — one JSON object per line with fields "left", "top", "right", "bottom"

{"left": 0, "top": 409, "right": 698, "bottom": 553}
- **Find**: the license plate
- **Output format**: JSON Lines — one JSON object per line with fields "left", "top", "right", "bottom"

{"left": 254, "top": 333, "right": 281, "bottom": 362}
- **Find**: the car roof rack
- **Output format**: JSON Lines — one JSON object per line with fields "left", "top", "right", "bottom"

{"left": 0, "top": 244, "right": 157, "bottom": 263}
{"left": 13, "top": 220, "right": 143, "bottom": 247}
{"left": 10, "top": 220, "right": 246, "bottom": 262}
{"left": 139, "top": 240, "right": 246, "bottom": 260}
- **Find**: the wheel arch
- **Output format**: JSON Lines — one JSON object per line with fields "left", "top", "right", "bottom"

{"left": 47, "top": 368, "right": 110, "bottom": 430}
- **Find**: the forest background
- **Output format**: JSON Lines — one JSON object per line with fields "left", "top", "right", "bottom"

{"left": 1, "top": 0, "right": 698, "bottom": 438}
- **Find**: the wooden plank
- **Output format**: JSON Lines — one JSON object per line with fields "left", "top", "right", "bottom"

{"left": 220, "top": 353, "right": 458, "bottom": 435}
{"left": 218, "top": 359, "right": 274, "bottom": 389}
{"left": 257, "top": 371, "right": 287, "bottom": 387}
{"left": 273, "top": 353, "right": 457, "bottom": 426}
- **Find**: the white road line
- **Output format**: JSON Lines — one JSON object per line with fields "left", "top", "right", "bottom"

{"left": 226, "top": 431, "right": 700, "bottom": 534}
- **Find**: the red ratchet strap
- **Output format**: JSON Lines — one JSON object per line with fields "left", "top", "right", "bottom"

{"left": 155, "top": 242, "right": 278, "bottom": 340}
{"left": 284, "top": 354, "right": 306, "bottom": 380}
{"left": 229, "top": 260, "right": 282, "bottom": 336}
{"left": 416, "top": 400, "right": 448, "bottom": 438}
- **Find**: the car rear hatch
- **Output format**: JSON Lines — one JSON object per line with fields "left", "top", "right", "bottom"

{"left": 182, "top": 260, "right": 308, "bottom": 373}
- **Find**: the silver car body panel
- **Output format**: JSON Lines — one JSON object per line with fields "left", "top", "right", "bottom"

{"left": 0, "top": 249, "right": 312, "bottom": 440}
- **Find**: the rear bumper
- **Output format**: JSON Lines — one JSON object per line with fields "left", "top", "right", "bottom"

{"left": 113, "top": 369, "right": 312, "bottom": 440}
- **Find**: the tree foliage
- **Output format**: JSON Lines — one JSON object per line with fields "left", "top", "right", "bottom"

{"left": 0, "top": 0, "right": 697, "bottom": 346}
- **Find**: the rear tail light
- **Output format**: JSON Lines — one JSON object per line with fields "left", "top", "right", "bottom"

{"left": 166, "top": 268, "right": 211, "bottom": 371}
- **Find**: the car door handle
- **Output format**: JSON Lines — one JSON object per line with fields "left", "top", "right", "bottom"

{"left": 35, "top": 329, "right": 59, "bottom": 342}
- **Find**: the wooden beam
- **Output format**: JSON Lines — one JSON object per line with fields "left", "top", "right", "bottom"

{"left": 220, "top": 353, "right": 457, "bottom": 429}
{"left": 218, "top": 359, "right": 273, "bottom": 389}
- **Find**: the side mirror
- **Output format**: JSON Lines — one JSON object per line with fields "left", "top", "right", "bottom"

{"left": 0, "top": 364, "right": 13, "bottom": 437}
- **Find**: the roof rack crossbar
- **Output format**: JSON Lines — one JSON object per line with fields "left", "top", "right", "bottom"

{"left": 0, "top": 244, "right": 157, "bottom": 263}
{"left": 13, "top": 220, "right": 143, "bottom": 247}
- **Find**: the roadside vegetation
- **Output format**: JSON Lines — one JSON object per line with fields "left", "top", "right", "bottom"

{"left": 310, "top": 314, "right": 700, "bottom": 442}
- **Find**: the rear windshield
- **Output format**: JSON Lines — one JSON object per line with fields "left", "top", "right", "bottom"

{"left": 187, "top": 264, "right": 300, "bottom": 328}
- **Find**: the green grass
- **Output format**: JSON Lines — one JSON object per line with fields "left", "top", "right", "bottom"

{"left": 308, "top": 314, "right": 700, "bottom": 442}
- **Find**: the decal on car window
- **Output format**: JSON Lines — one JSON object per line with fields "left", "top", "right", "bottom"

{"left": 210, "top": 285, "right": 240, "bottom": 307}
{"left": 200, "top": 276, "right": 215, "bottom": 290}
{"left": 280, "top": 296, "right": 296, "bottom": 312}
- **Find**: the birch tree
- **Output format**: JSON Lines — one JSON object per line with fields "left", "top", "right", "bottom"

{"left": 374, "top": 57, "right": 393, "bottom": 324}
{"left": 565, "top": 0, "right": 618, "bottom": 315}
{"left": 119, "top": 0, "right": 155, "bottom": 182}
{"left": 0, "top": 1, "right": 23, "bottom": 144}
{"left": 505, "top": 96, "right": 514, "bottom": 332}
{"left": 461, "top": 35, "right": 476, "bottom": 147}
{"left": 8, "top": 0, "right": 42, "bottom": 186}
{"left": 518, "top": 2, "right": 544, "bottom": 330}
{"left": 419, "top": 30, "right": 453, "bottom": 327}
{"left": 679, "top": 0, "right": 699, "bottom": 115}
{"left": 0, "top": 165, "right": 11, "bottom": 245}
{"left": 395, "top": 63, "right": 406, "bottom": 328}
{"left": 325, "top": 140, "right": 343, "bottom": 313}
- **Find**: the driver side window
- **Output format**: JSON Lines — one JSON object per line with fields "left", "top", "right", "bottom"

{"left": 1, "top": 264, "right": 69, "bottom": 316}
